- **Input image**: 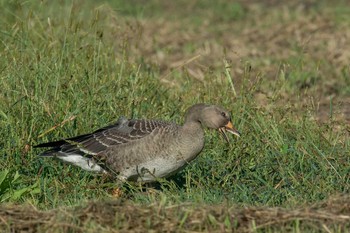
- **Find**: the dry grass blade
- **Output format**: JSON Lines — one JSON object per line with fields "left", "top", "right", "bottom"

{"left": 161, "top": 54, "right": 202, "bottom": 80}
{"left": 37, "top": 116, "right": 77, "bottom": 138}
{"left": 1, "top": 195, "right": 349, "bottom": 232}
{"left": 223, "top": 59, "right": 237, "bottom": 97}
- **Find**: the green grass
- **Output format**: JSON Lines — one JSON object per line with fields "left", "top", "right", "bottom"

{"left": 1, "top": 0, "right": 350, "bottom": 232}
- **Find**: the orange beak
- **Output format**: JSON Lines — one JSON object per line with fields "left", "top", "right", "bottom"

{"left": 219, "top": 121, "right": 240, "bottom": 143}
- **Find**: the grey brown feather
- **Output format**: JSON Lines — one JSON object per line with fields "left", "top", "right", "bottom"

{"left": 35, "top": 104, "right": 239, "bottom": 182}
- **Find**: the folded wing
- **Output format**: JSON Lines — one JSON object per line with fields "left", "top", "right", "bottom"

{"left": 35, "top": 117, "right": 168, "bottom": 157}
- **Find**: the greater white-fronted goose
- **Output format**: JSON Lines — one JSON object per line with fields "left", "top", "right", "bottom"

{"left": 35, "top": 103, "right": 240, "bottom": 182}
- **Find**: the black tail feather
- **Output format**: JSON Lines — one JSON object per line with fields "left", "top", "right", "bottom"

{"left": 36, "top": 148, "right": 60, "bottom": 157}
{"left": 34, "top": 118, "right": 127, "bottom": 149}
{"left": 34, "top": 133, "right": 92, "bottom": 148}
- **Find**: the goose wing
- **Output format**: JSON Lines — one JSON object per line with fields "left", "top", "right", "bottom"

{"left": 35, "top": 117, "right": 169, "bottom": 157}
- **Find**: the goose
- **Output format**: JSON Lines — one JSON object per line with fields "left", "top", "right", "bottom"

{"left": 35, "top": 103, "right": 240, "bottom": 182}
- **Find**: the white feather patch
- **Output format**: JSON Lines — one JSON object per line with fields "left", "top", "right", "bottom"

{"left": 57, "top": 154, "right": 105, "bottom": 172}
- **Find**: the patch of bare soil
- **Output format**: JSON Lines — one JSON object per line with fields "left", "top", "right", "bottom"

{"left": 1, "top": 195, "right": 350, "bottom": 232}
{"left": 108, "top": 6, "right": 350, "bottom": 77}
{"left": 102, "top": 2, "right": 350, "bottom": 124}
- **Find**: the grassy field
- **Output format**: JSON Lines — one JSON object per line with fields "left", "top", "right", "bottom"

{"left": 1, "top": 0, "right": 350, "bottom": 232}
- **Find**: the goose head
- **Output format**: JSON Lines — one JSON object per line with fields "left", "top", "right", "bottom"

{"left": 185, "top": 104, "right": 240, "bottom": 142}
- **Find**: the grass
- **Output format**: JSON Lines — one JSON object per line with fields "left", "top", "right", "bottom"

{"left": 1, "top": 0, "right": 350, "bottom": 232}
{"left": 2, "top": 195, "right": 350, "bottom": 232}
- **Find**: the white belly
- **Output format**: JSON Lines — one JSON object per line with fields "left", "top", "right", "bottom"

{"left": 119, "top": 156, "right": 188, "bottom": 182}
{"left": 57, "top": 154, "right": 106, "bottom": 173}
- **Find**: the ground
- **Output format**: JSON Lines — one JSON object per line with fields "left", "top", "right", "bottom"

{"left": 0, "top": 0, "right": 349, "bottom": 232}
